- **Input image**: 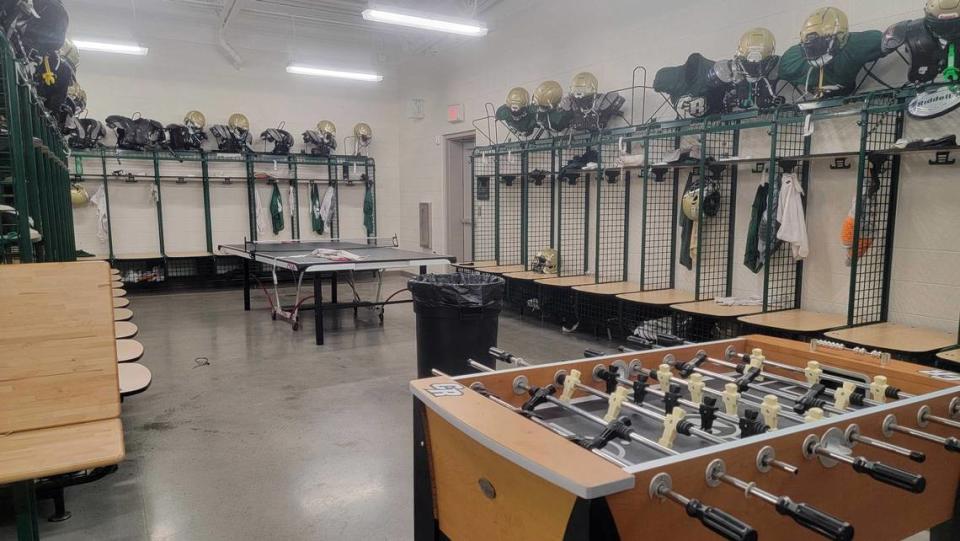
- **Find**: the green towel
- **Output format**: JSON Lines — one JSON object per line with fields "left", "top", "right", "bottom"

{"left": 269, "top": 183, "right": 284, "bottom": 234}
{"left": 363, "top": 179, "right": 375, "bottom": 237}
{"left": 310, "top": 181, "right": 324, "bottom": 234}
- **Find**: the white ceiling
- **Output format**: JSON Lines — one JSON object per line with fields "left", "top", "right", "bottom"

{"left": 64, "top": 0, "right": 501, "bottom": 70}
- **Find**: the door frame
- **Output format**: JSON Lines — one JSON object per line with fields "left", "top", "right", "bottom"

{"left": 443, "top": 130, "right": 476, "bottom": 262}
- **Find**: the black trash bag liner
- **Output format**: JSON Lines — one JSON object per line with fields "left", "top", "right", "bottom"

{"left": 408, "top": 272, "right": 504, "bottom": 309}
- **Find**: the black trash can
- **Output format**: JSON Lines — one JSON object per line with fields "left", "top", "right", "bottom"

{"left": 409, "top": 273, "right": 504, "bottom": 377}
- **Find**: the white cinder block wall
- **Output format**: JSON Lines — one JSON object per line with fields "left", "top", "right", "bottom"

{"left": 395, "top": 0, "right": 960, "bottom": 331}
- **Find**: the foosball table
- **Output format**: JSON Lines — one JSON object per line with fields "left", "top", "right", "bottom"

{"left": 411, "top": 335, "right": 960, "bottom": 541}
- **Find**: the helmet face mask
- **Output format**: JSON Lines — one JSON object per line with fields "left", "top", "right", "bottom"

{"left": 736, "top": 27, "right": 777, "bottom": 81}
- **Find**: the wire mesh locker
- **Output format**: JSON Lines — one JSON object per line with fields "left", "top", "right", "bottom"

{"left": 576, "top": 139, "right": 633, "bottom": 337}
{"left": 471, "top": 147, "right": 497, "bottom": 263}
{"left": 496, "top": 146, "right": 522, "bottom": 265}
{"left": 620, "top": 126, "right": 685, "bottom": 340}
{"left": 641, "top": 129, "right": 681, "bottom": 291}
{"left": 762, "top": 114, "right": 810, "bottom": 312}
{"left": 847, "top": 96, "right": 904, "bottom": 326}
{"left": 523, "top": 146, "right": 556, "bottom": 269}
{"left": 693, "top": 122, "right": 739, "bottom": 301}
{"left": 556, "top": 144, "right": 591, "bottom": 277}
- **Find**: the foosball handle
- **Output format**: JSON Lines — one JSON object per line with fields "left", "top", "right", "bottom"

{"left": 775, "top": 496, "right": 854, "bottom": 541}
{"left": 684, "top": 499, "right": 758, "bottom": 541}
{"left": 852, "top": 457, "right": 926, "bottom": 494}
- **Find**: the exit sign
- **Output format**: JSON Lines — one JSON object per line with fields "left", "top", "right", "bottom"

{"left": 447, "top": 104, "right": 464, "bottom": 123}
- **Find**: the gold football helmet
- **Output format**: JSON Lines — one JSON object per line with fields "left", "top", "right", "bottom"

{"left": 506, "top": 87, "right": 530, "bottom": 113}
{"left": 532, "top": 80, "right": 563, "bottom": 110}
{"left": 800, "top": 7, "right": 849, "bottom": 66}
{"left": 228, "top": 113, "right": 249, "bottom": 130}
{"left": 317, "top": 120, "right": 336, "bottom": 137}
{"left": 184, "top": 110, "right": 206, "bottom": 129}
{"left": 735, "top": 27, "right": 777, "bottom": 79}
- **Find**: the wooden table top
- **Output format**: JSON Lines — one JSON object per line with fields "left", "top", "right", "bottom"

{"left": 476, "top": 264, "right": 525, "bottom": 275}
{"left": 826, "top": 322, "right": 959, "bottom": 354}
{"left": 616, "top": 289, "right": 696, "bottom": 306}
{"left": 114, "top": 321, "right": 138, "bottom": 339}
{"left": 0, "top": 262, "right": 123, "bottom": 483}
{"left": 116, "top": 339, "right": 144, "bottom": 363}
{"left": 572, "top": 281, "right": 643, "bottom": 296}
{"left": 0, "top": 419, "right": 124, "bottom": 485}
{"left": 938, "top": 349, "right": 960, "bottom": 364}
{"left": 118, "top": 363, "right": 152, "bottom": 396}
{"left": 111, "top": 288, "right": 127, "bottom": 297}
{"left": 534, "top": 275, "right": 596, "bottom": 287}
{"left": 453, "top": 260, "right": 497, "bottom": 269}
{"left": 738, "top": 309, "right": 848, "bottom": 333}
{"left": 114, "top": 308, "right": 133, "bottom": 321}
{"left": 113, "top": 296, "right": 130, "bottom": 308}
{"left": 503, "top": 271, "right": 557, "bottom": 281}
{"left": 670, "top": 300, "right": 764, "bottom": 318}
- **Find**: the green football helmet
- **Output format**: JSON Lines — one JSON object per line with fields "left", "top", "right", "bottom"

{"left": 925, "top": 0, "right": 960, "bottom": 41}
{"left": 800, "top": 7, "right": 849, "bottom": 66}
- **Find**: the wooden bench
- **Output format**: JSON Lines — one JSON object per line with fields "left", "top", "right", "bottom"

{"left": 502, "top": 271, "right": 557, "bottom": 281}
{"left": 571, "top": 282, "right": 643, "bottom": 296}
{"left": 825, "top": 322, "right": 958, "bottom": 355}
{"left": 670, "top": 299, "right": 763, "bottom": 318}
{"left": 534, "top": 275, "right": 596, "bottom": 287}
{"left": 937, "top": 348, "right": 960, "bottom": 366}
{"left": 112, "top": 297, "right": 130, "bottom": 308}
{"left": 738, "top": 309, "right": 847, "bottom": 334}
{"left": 0, "top": 262, "right": 125, "bottom": 539}
{"left": 113, "top": 308, "right": 133, "bottom": 321}
{"left": 474, "top": 264, "right": 525, "bottom": 275}
{"left": 616, "top": 289, "right": 695, "bottom": 306}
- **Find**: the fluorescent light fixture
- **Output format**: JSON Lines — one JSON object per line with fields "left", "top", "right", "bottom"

{"left": 361, "top": 7, "right": 487, "bottom": 36}
{"left": 286, "top": 65, "right": 383, "bottom": 82}
{"left": 72, "top": 39, "right": 148, "bottom": 56}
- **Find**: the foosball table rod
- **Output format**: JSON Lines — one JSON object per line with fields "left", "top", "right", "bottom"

{"left": 842, "top": 424, "right": 926, "bottom": 463}
{"left": 685, "top": 353, "right": 854, "bottom": 416}
{"left": 467, "top": 380, "right": 632, "bottom": 468}
{"left": 725, "top": 346, "right": 913, "bottom": 401}
{"left": 883, "top": 414, "right": 960, "bottom": 453}
{"left": 468, "top": 360, "right": 680, "bottom": 456}
{"left": 705, "top": 458, "right": 854, "bottom": 541}
{"left": 630, "top": 358, "right": 805, "bottom": 423}
{"left": 802, "top": 431, "right": 927, "bottom": 494}
{"left": 648, "top": 473, "right": 758, "bottom": 541}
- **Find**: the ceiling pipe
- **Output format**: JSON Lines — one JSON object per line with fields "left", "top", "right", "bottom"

{"left": 219, "top": 0, "right": 244, "bottom": 69}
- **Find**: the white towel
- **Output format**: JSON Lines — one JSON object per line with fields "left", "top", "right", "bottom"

{"left": 319, "top": 185, "right": 335, "bottom": 229}
{"left": 776, "top": 173, "right": 808, "bottom": 260}
{"left": 254, "top": 187, "right": 265, "bottom": 235}
{"left": 715, "top": 295, "right": 762, "bottom": 306}
{"left": 89, "top": 186, "right": 109, "bottom": 242}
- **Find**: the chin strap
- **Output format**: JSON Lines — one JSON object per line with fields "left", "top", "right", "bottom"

{"left": 41, "top": 56, "right": 56, "bottom": 86}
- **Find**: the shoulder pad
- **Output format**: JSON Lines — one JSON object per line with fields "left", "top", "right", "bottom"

{"left": 882, "top": 20, "right": 911, "bottom": 54}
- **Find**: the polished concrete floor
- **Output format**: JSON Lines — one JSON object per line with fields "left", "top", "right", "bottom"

{"left": 0, "top": 274, "right": 615, "bottom": 541}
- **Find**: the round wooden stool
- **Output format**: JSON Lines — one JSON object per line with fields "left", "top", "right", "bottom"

{"left": 118, "top": 363, "right": 152, "bottom": 397}
{"left": 113, "top": 308, "right": 133, "bottom": 322}
{"left": 116, "top": 339, "right": 144, "bottom": 363}
{"left": 113, "top": 297, "right": 130, "bottom": 308}
{"left": 111, "top": 280, "right": 124, "bottom": 289}
{"left": 114, "top": 321, "right": 138, "bottom": 339}
{"left": 112, "top": 288, "right": 127, "bottom": 297}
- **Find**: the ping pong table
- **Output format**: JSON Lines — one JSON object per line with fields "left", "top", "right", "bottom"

{"left": 219, "top": 238, "right": 455, "bottom": 345}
